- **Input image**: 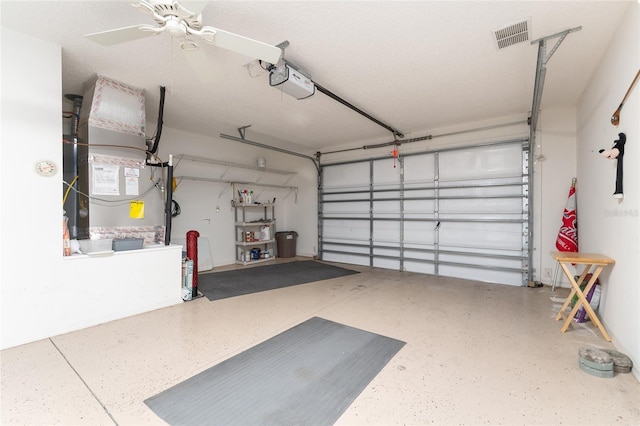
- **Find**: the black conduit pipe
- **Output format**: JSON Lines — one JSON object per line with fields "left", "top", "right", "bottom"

{"left": 148, "top": 86, "right": 166, "bottom": 154}
{"left": 164, "top": 158, "right": 174, "bottom": 245}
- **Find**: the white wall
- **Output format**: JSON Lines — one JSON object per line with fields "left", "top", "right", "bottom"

{"left": 532, "top": 107, "right": 578, "bottom": 286}
{"left": 1, "top": 27, "right": 182, "bottom": 350}
{"left": 576, "top": 3, "right": 639, "bottom": 379}
{"left": 155, "top": 126, "right": 318, "bottom": 267}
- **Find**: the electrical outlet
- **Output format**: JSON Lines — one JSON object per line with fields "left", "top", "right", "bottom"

{"left": 544, "top": 268, "right": 552, "bottom": 280}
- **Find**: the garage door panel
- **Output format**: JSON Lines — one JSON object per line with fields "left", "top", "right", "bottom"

{"left": 322, "top": 162, "right": 370, "bottom": 188}
{"left": 322, "top": 220, "right": 370, "bottom": 240}
{"left": 373, "top": 221, "right": 400, "bottom": 243}
{"left": 438, "top": 265, "right": 523, "bottom": 286}
{"left": 319, "top": 139, "right": 528, "bottom": 286}
{"left": 439, "top": 198, "right": 522, "bottom": 214}
{"left": 439, "top": 144, "right": 522, "bottom": 181}
{"left": 403, "top": 223, "right": 436, "bottom": 245}
{"left": 323, "top": 252, "right": 370, "bottom": 266}
{"left": 403, "top": 154, "right": 436, "bottom": 182}
{"left": 439, "top": 222, "right": 523, "bottom": 250}
{"left": 404, "top": 260, "right": 436, "bottom": 275}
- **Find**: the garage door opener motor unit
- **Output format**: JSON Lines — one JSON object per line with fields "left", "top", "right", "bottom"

{"left": 269, "top": 63, "right": 315, "bottom": 100}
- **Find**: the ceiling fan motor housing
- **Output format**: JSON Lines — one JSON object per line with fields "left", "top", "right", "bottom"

{"left": 148, "top": 0, "right": 202, "bottom": 30}
{"left": 164, "top": 17, "right": 187, "bottom": 38}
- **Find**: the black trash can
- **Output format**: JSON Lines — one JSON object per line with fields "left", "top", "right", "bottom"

{"left": 276, "top": 231, "right": 298, "bottom": 258}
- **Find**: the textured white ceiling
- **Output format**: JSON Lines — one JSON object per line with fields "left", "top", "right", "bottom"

{"left": 1, "top": 1, "right": 632, "bottom": 152}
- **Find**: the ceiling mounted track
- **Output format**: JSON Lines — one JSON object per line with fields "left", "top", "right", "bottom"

{"left": 271, "top": 40, "right": 404, "bottom": 139}
{"left": 313, "top": 82, "right": 404, "bottom": 139}
{"left": 321, "top": 119, "right": 527, "bottom": 155}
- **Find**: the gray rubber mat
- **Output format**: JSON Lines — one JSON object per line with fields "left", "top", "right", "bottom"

{"left": 197, "top": 260, "right": 359, "bottom": 301}
{"left": 144, "top": 317, "right": 405, "bottom": 426}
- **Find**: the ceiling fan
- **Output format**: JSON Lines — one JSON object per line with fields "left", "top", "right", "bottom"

{"left": 84, "top": 0, "right": 282, "bottom": 64}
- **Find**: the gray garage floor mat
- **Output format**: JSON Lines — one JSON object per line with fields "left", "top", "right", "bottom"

{"left": 197, "top": 260, "right": 359, "bottom": 301}
{"left": 144, "top": 317, "right": 406, "bottom": 426}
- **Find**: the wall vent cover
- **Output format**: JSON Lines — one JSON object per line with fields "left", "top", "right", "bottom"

{"left": 493, "top": 18, "right": 531, "bottom": 50}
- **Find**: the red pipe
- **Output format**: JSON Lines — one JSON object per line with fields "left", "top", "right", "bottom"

{"left": 186, "top": 230, "right": 200, "bottom": 298}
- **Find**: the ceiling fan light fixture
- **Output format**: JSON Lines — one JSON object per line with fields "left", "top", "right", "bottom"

{"left": 164, "top": 16, "right": 187, "bottom": 38}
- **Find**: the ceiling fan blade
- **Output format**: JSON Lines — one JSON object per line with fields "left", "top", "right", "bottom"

{"left": 85, "top": 25, "right": 157, "bottom": 46}
{"left": 203, "top": 27, "right": 282, "bottom": 64}
{"left": 182, "top": 46, "right": 217, "bottom": 83}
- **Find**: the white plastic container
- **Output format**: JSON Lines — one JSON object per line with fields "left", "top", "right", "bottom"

{"left": 260, "top": 225, "right": 271, "bottom": 241}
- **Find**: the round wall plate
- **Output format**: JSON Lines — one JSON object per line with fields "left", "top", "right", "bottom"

{"left": 35, "top": 160, "right": 57, "bottom": 177}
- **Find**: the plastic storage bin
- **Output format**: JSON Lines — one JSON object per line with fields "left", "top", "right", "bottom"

{"left": 78, "top": 238, "right": 113, "bottom": 254}
{"left": 112, "top": 238, "right": 144, "bottom": 251}
{"left": 275, "top": 231, "right": 298, "bottom": 258}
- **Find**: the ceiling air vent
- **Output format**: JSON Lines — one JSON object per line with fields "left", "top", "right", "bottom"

{"left": 493, "top": 18, "right": 531, "bottom": 50}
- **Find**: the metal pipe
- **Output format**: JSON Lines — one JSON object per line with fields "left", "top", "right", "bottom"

{"left": 164, "top": 155, "right": 173, "bottom": 245}
{"left": 65, "top": 94, "right": 83, "bottom": 137}
{"left": 433, "top": 120, "right": 527, "bottom": 139}
{"left": 320, "top": 120, "right": 527, "bottom": 156}
{"left": 322, "top": 137, "right": 529, "bottom": 167}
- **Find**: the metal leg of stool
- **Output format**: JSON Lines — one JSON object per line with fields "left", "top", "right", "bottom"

{"left": 551, "top": 262, "right": 560, "bottom": 292}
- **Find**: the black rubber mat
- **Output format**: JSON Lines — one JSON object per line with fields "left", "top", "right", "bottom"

{"left": 144, "top": 317, "right": 405, "bottom": 426}
{"left": 197, "top": 260, "right": 359, "bottom": 300}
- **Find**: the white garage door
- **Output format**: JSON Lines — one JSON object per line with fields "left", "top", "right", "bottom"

{"left": 319, "top": 139, "right": 530, "bottom": 286}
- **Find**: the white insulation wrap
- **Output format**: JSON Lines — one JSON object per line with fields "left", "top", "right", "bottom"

{"left": 82, "top": 74, "right": 145, "bottom": 136}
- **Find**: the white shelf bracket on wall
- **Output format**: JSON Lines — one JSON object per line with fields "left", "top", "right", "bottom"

{"left": 176, "top": 154, "right": 296, "bottom": 176}
{"left": 175, "top": 176, "right": 299, "bottom": 201}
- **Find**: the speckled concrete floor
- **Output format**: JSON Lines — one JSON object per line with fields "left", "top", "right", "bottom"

{"left": 2, "top": 258, "right": 639, "bottom": 425}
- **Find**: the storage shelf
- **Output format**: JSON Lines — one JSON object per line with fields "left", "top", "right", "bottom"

{"left": 235, "top": 221, "right": 275, "bottom": 226}
{"left": 235, "top": 257, "right": 276, "bottom": 266}
{"left": 235, "top": 203, "right": 276, "bottom": 207}
{"left": 236, "top": 239, "right": 275, "bottom": 247}
{"left": 235, "top": 202, "right": 276, "bottom": 265}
